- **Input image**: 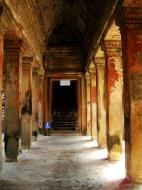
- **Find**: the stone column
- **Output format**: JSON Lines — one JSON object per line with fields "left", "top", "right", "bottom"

{"left": 85, "top": 72, "right": 91, "bottom": 136}
{"left": 4, "top": 39, "right": 23, "bottom": 162}
{"left": 0, "top": 32, "right": 4, "bottom": 168}
{"left": 77, "top": 77, "right": 82, "bottom": 132}
{"left": 89, "top": 62, "right": 97, "bottom": 141}
{"left": 38, "top": 74, "right": 44, "bottom": 131}
{"left": 120, "top": 7, "right": 142, "bottom": 182}
{"left": 32, "top": 68, "right": 38, "bottom": 141}
{"left": 21, "top": 57, "right": 33, "bottom": 149}
{"left": 81, "top": 75, "right": 87, "bottom": 135}
{"left": 95, "top": 57, "right": 107, "bottom": 148}
{"left": 104, "top": 40, "right": 123, "bottom": 160}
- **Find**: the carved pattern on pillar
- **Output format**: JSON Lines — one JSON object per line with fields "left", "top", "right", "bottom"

{"left": 4, "top": 39, "right": 23, "bottom": 162}
{"left": 120, "top": 7, "right": 142, "bottom": 182}
{"left": 104, "top": 39, "right": 123, "bottom": 160}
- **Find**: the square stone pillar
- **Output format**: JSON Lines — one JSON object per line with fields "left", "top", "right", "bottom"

{"left": 0, "top": 33, "right": 4, "bottom": 168}
{"left": 95, "top": 57, "right": 107, "bottom": 148}
{"left": 43, "top": 77, "right": 48, "bottom": 135}
{"left": 4, "top": 39, "right": 23, "bottom": 162}
{"left": 21, "top": 57, "right": 33, "bottom": 149}
{"left": 89, "top": 62, "right": 98, "bottom": 141}
{"left": 104, "top": 40, "right": 123, "bottom": 160}
{"left": 120, "top": 7, "right": 142, "bottom": 182}
{"left": 38, "top": 74, "right": 44, "bottom": 131}
{"left": 81, "top": 75, "right": 87, "bottom": 135}
{"left": 32, "top": 68, "right": 39, "bottom": 141}
{"left": 85, "top": 72, "right": 91, "bottom": 136}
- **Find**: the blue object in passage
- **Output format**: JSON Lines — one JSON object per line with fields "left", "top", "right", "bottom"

{"left": 45, "top": 122, "right": 51, "bottom": 129}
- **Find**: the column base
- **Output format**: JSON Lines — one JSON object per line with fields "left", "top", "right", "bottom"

{"left": 91, "top": 136, "right": 97, "bottom": 141}
{"left": 99, "top": 144, "right": 107, "bottom": 149}
{"left": 21, "top": 145, "right": 30, "bottom": 149}
{"left": 32, "top": 131, "right": 38, "bottom": 141}
{"left": 5, "top": 157, "right": 18, "bottom": 162}
{"left": 108, "top": 151, "right": 122, "bottom": 161}
{"left": 32, "top": 136, "right": 37, "bottom": 141}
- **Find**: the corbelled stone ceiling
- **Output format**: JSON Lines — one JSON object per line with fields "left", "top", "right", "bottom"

{"left": 32, "top": 0, "right": 120, "bottom": 70}
{"left": 35, "top": 0, "right": 118, "bottom": 48}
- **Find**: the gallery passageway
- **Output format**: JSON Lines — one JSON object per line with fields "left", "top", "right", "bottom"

{"left": 1, "top": 0, "right": 142, "bottom": 189}
{"left": 1, "top": 134, "right": 140, "bottom": 190}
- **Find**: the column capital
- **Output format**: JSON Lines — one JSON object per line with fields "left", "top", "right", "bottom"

{"left": 95, "top": 57, "right": 105, "bottom": 67}
{"left": 4, "top": 39, "right": 23, "bottom": 52}
{"left": 88, "top": 61, "right": 96, "bottom": 75}
{"left": 85, "top": 71, "right": 90, "bottom": 80}
{"left": 32, "top": 68, "right": 39, "bottom": 76}
{"left": 104, "top": 40, "right": 122, "bottom": 51}
{"left": 22, "top": 57, "right": 33, "bottom": 70}
{"left": 38, "top": 74, "right": 45, "bottom": 80}
{"left": 121, "top": 7, "right": 142, "bottom": 27}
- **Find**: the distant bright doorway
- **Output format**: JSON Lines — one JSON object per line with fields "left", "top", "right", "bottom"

{"left": 51, "top": 80, "right": 78, "bottom": 131}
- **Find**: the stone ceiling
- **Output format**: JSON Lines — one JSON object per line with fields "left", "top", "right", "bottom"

{"left": 33, "top": 0, "right": 120, "bottom": 67}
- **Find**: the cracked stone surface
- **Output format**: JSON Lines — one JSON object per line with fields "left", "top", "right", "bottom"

{"left": 0, "top": 134, "right": 142, "bottom": 190}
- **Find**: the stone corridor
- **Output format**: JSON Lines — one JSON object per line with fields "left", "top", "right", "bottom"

{"left": 0, "top": 134, "right": 141, "bottom": 190}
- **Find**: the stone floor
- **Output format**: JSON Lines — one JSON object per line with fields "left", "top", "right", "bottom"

{"left": 0, "top": 133, "right": 142, "bottom": 190}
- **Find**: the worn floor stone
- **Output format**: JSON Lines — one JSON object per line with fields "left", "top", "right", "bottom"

{"left": 0, "top": 134, "right": 142, "bottom": 190}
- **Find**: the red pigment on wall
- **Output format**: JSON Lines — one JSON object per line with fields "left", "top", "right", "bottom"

{"left": 92, "top": 86, "right": 97, "bottom": 103}
{"left": 108, "top": 57, "right": 119, "bottom": 94}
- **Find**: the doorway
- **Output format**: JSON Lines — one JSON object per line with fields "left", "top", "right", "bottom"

{"left": 51, "top": 80, "right": 78, "bottom": 131}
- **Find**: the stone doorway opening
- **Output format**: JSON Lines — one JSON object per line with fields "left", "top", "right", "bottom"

{"left": 51, "top": 80, "right": 78, "bottom": 131}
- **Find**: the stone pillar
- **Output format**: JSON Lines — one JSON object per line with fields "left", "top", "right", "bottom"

{"left": 0, "top": 33, "right": 4, "bottom": 168}
{"left": 32, "top": 68, "right": 38, "bottom": 141}
{"left": 4, "top": 39, "right": 23, "bottom": 162}
{"left": 85, "top": 72, "right": 91, "bottom": 136}
{"left": 81, "top": 75, "right": 87, "bottom": 135}
{"left": 21, "top": 57, "right": 33, "bottom": 149}
{"left": 38, "top": 74, "right": 44, "bottom": 131}
{"left": 77, "top": 77, "right": 82, "bottom": 132}
{"left": 120, "top": 7, "right": 142, "bottom": 182}
{"left": 95, "top": 57, "right": 107, "bottom": 148}
{"left": 89, "top": 62, "right": 97, "bottom": 141}
{"left": 104, "top": 40, "right": 123, "bottom": 160}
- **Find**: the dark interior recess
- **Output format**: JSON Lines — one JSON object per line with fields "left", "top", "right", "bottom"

{"left": 51, "top": 80, "right": 78, "bottom": 131}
